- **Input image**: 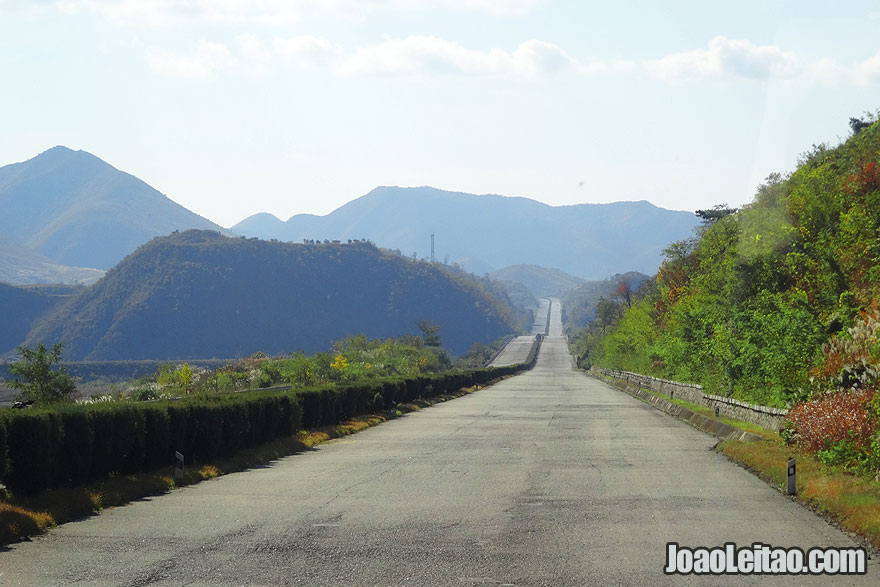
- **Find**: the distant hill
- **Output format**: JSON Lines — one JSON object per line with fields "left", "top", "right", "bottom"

{"left": 490, "top": 264, "right": 585, "bottom": 298}
{"left": 561, "top": 271, "right": 651, "bottom": 329}
{"left": 0, "top": 283, "right": 81, "bottom": 356}
{"left": 0, "top": 146, "right": 226, "bottom": 270}
{"left": 24, "top": 230, "right": 524, "bottom": 360}
{"left": 0, "top": 235, "right": 104, "bottom": 286}
{"left": 232, "top": 186, "right": 700, "bottom": 279}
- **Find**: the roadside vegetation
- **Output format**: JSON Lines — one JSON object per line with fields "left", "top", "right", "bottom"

{"left": 570, "top": 112, "right": 880, "bottom": 478}
{"left": 0, "top": 329, "right": 539, "bottom": 544}
{"left": 0, "top": 377, "right": 509, "bottom": 546}
{"left": 721, "top": 440, "right": 880, "bottom": 549}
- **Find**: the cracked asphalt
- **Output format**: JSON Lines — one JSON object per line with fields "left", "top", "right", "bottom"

{"left": 1, "top": 299, "right": 877, "bottom": 585}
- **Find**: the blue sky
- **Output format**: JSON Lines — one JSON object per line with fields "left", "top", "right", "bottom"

{"left": 1, "top": 0, "right": 878, "bottom": 227}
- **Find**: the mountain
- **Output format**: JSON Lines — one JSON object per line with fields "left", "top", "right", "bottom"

{"left": 0, "top": 235, "right": 104, "bottom": 286}
{"left": 232, "top": 186, "right": 700, "bottom": 279}
{"left": 231, "top": 212, "right": 287, "bottom": 237}
{"left": 24, "top": 230, "right": 524, "bottom": 360}
{"left": 0, "top": 146, "right": 226, "bottom": 270}
{"left": 490, "top": 264, "right": 585, "bottom": 298}
{"left": 0, "top": 283, "right": 82, "bottom": 356}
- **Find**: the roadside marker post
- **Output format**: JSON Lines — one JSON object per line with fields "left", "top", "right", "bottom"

{"left": 786, "top": 458, "right": 796, "bottom": 496}
{"left": 175, "top": 451, "right": 184, "bottom": 480}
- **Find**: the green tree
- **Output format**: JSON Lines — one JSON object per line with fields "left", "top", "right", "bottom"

{"left": 8, "top": 342, "right": 76, "bottom": 403}
{"left": 156, "top": 362, "right": 194, "bottom": 395}
{"left": 417, "top": 320, "right": 442, "bottom": 347}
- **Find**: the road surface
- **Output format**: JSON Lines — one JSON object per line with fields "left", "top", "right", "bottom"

{"left": 1, "top": 299, "right": 876, "bottom": 585}
{"left": 491, "top": 298, "right": 549, "bottom": 367}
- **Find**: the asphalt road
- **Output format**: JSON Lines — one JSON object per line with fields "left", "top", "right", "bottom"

{"left": 491, "top": 298, "right": 548, "bottom": 367}
{"left": 1, "top": 299, "right": 877, "bottom": 585}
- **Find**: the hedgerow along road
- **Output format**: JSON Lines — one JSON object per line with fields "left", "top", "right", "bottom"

{"left": 1, "top": 299, "right": 877, "bottom": 585}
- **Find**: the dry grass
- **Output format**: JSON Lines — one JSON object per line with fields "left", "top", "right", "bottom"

{"left": 0, "top": 503, "right": 54, "bottom": 544}
{"left": 0, "top": 381, "right": 490, "bottom": 545}
{"left": 721, "top": 439, "right": 880, "bottom": 548}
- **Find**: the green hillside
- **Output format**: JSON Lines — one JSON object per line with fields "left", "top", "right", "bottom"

{"left": 24, "top": 230, "right": 526, "bottom": 360}
{"left": 577, "top": 114, "right": 880, "bottom": 409}
{"left": 0, "top": 284, "right": 80, "bottom": 356}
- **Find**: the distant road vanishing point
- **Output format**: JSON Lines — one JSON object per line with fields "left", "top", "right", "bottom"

{"left": 1, "top": 300, "right": 876, "bottom": 585}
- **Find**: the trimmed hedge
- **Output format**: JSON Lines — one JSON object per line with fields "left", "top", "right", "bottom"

{"left": 0, "top": 343, "right": 539, "bottom": 496}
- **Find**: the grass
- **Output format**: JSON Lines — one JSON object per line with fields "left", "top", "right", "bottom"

{"left": 720, "top": 439, "right": 880, "bottom": 549}
{"left": 0, "top": 383, "right": 493, "bottom": 546}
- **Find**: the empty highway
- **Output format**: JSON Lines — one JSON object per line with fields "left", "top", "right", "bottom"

{"left": 1, "top": 300, "right": 876, "bottom": 585}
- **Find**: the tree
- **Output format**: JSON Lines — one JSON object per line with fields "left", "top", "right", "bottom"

{"left": 614, "top": 280, "right": 633, "bottom": 308}
{"left": 8, "top": 343, "right": 76, "bottom": 403}
{"left": 156, "top": 362, "right": 194, "bottom": 395}
{"left": 849, "top": 116, "right": 872, "bottom": 135}
{"left": 417, "top": 320, "right": 442, "bottom": 347}
{"left": 595, "top": 298, "right": 621, "bottom": 336}
{"left": 695, "top": 204, "right": 737, "bottom": 225}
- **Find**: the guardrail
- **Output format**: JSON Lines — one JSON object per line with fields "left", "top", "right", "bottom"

{"left": 544, "top": 300, "right": 551, "bottom": 336}
{"left": 592, "top": 368, "right": 788, "bottom": 431}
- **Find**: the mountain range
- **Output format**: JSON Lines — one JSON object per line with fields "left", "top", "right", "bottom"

{"left": 489, "top": 264, "right": 585, "bottom": 298}
{"left": 233, "top": 186, "right": 700, "bottom": 279}
{"left": 0, "top": 235, "right": 104, "bottom": 286}
{"left": 0, "top": 146, "right": 225, "bottom": 272}
{"left": 0, "top": 145, "right": 697, "bottom": 365}
{"left": 1, "top": 147, "right": 699, "bottom": 286}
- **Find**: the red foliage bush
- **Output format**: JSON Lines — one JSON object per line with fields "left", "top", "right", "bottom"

{"left": 786, "top": 389, "right": 877, "bottom": 452}
{"left": 844, "top": 161, "right": 880, "bottom": 196}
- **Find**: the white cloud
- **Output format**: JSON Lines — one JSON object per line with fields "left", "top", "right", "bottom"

{"left": 146, "top": 39, "right": 239, "bottom": 78}
{"left": 340, "top": 36, "right": 507, "bottom": 76}
{"left": 511, "top": 39, "right": 578, "bottom": 75}
{"left": 146, "top": 35, "right": 343, "bottom": 78}
{"left": 853, "top": 51, "right": 880, "bottom": 84}
{"left": 645, "top": 36, "right": 801, "bottom": 82}
{"left": 273, "top": 36, "right": 343, "bottom": 70}
{"left": 144, "top": 34, "right": 880, "bottom": 86}
{"left": 338, "top": 36, "right": 577, "bottom": 77}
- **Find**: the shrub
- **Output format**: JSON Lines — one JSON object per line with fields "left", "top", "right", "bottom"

{"left": 786, "top": 389, "right": 878, "bottom": 472}
{"left": 815, "top": 304, "right": 880, "bottom": 392}
{"left": 4, "top": 412, "right": 62, "bottom": 495}
{"left": 0, "top": 359, "right": 530, "bottom": 495}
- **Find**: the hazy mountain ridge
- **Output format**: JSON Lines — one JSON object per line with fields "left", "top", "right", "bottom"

{"left": 489, "top": 264, "right": 585, "bottom": 298}
{"left": 0, "top": 236, "right": 105, "bottom": 286}
{"left": 23, "top": 230, "right": 523, "bottom": 360}
{"left": 0, "top": 146, "right": 226, "bottom": 270}
{"left": 233, "top": 186, "right": 700, "bottom": 279}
